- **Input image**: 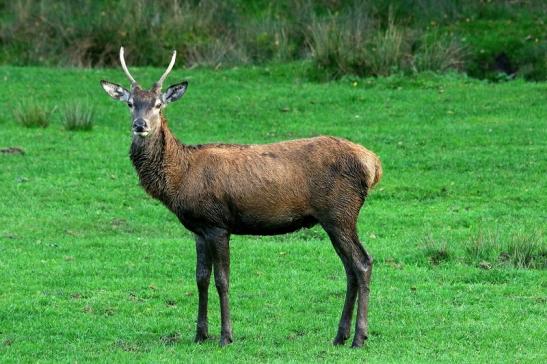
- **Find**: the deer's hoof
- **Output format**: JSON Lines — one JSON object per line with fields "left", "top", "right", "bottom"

{"left": 333, "top": 333, "right": 349, "bottom": 346}
{"left": 350, "top": 334, "right": 368, "bottom": 348}
{"left": 194, "top": 332, "right": 209, "bottom": 343}
{"left": 219, "top": 334, "right": 233, "bottom": 347}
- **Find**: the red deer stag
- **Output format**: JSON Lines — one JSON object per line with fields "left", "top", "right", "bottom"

{"left": 100, "top": 47, "right": 382, "bottom": 348}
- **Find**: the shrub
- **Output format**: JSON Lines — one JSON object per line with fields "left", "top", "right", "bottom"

{"left": 308, "top": 11, "right": 469, "bottom": 80}
{"left": 13, "top": 102, "right": 52, "bottom": 128}
{"left": 62, "top": 103, "right": 95, "bottom": 131}
{"left": 465, "top": 230, "right": 545, "bottom": 269}
{"left": 238, "top": 18, "right": 301, "bottom": 64}
{"left": 307, "top": 5, "right": 378, "bottom": 79}
{"left": 504, "top": 231, "right": 546, "bottom": 269}
{"left": 452, "top": 18, "right": 546, "bottom": 81}
{"left": 413, "top": 33, "right": 466, "bottom": 73}
{"left": 513, "top": 40, "right": 547, "bottom": 81}
{"left": 421, "top": 235, "right": 452, "bottom": 265}
{"left": 367, "top": 17, "right": 411, "bottom": 76}
{"left": 465, "top": 230, "right": 501, "bottom": 264}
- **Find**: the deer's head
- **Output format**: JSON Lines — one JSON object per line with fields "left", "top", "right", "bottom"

{"left": 100, "top": 47, "right": 188, "bottom": 138}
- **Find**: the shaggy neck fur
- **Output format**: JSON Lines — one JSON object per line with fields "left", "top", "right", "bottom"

{"left": 129, "top": 114, "right": 187, "bottom": 204}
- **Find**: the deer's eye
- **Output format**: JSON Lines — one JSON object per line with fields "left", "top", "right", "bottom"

{"left": 127, "top": 101, "right": 133, "bottom": 108}
{"left": 155, "top": 102, "right": 162, "bottom": 109}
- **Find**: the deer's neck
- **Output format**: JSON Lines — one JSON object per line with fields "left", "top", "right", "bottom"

{"left": 129, "top": 117, "right": 188, "bottom": 204}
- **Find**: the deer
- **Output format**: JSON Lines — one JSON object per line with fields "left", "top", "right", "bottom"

{"left": 100, "top": 47, "right": 382, "bottom": 348}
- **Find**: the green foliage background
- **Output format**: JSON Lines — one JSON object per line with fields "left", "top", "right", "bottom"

{"left": 0, "top": 0, "right": 545, "bottom": 80}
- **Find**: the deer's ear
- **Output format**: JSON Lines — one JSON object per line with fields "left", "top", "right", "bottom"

{"left": 162, "top": 81, "right": 188, "bottom": 104}
{"left": 100, "top": 80, "right": 130, "bottom": 102}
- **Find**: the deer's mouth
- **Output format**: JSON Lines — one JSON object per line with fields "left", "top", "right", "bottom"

{"left": 133, "top": 123, "right": 151, "bottom": 137}
{"left": 133, "top": 130, "right": 150, "bottom": 137}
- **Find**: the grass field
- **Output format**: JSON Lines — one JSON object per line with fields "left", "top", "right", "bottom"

{"left": 0, "top": 64, "right": 545, "bottom": 362}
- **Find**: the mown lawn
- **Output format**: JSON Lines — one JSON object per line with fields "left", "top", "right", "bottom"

{"left": 0, "top": 64, "right": 545, "bottom": 363}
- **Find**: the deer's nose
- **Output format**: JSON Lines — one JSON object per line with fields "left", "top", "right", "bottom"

{"left": 133, "top": 118, "right": 147, "bottom": 132}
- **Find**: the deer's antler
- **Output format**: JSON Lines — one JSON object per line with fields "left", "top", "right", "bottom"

{"left": 119, "top": 47, "right": 137, "bottom": 86}
{"left": 154, "top": 50, "right": 177, "bottom": 90}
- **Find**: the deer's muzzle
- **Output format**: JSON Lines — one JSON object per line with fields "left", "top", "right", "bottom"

{"left": 133, "top": 118, "right": 150, "bottom": 136}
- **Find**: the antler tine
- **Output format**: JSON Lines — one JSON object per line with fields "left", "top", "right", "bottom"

{"left": 119, "top": 46, "right": 137, "bottom": 86}
{"left": 155, "top": 50, "right": 177, "bottom": 89}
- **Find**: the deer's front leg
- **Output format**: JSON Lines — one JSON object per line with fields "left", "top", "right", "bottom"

{"left": 206, "top": 229, "right": 233, "bottom": 346}
{"left": 194, "top": 235, "right": 212, "bottom": 343}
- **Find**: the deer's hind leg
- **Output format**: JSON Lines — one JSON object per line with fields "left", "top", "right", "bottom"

{"left": 349, "top": 234, "right": 372, "bottom": 348}
{"left": 331, "top": 245, "right": 358, "bottom": 345}
{"left": 322, "top": 194, "right": 373, "bottom": 348}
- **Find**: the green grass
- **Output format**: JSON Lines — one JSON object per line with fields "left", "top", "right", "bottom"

{"left": 0, "top": 64, "right": 545, "bottom": 362}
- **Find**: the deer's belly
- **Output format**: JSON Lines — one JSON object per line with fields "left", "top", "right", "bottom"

{"left": 230, "top": 213, "right": 318, "bottom": 235}
{"left": 174, "top": 203, "right": 318, "bottom": 236}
